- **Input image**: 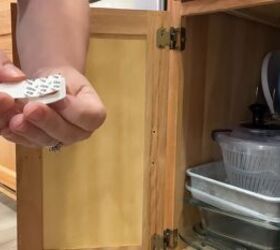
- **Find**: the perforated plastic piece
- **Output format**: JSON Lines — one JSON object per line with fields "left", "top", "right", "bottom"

{"left": 0, "top": 74, "right": 66, "bottom": 104}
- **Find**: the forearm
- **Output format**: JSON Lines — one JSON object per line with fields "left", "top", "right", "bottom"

{"left": 17, "top": 0, "right": 90, "bottom": 76}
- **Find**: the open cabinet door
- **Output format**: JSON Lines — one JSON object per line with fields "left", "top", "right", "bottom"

{"left": 12, "top": 5, "right": 170, "bottom": 250}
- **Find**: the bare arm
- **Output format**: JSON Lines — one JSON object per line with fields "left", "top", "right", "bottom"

{"left": 17, "top": 0, "right": 90, "bottom": 74}
{"left": 0, "top": 0, "right": 106, "bottom": 147}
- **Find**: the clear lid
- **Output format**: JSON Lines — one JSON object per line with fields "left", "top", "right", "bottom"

{"left": 213, "top": 127, "right": 280, "bottom": 149}
{"left": 213, "top": 103, "right": 280, "bottom": 148}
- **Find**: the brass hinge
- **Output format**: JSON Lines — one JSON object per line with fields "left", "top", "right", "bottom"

{"left": 152, "top": 229, "right": 178, "bottom": 250}
{"left": 156, "top": 27, "right": 186, "bottom": 51}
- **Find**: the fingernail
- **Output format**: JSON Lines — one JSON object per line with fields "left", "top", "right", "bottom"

{"left": 3, "top": 64, "right": 25, "bottom": 78}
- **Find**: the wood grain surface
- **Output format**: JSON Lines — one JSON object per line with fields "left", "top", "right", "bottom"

{"left": 229, "top": 3, "right": 280, "bottom": 28}
{"left": 13, "top": 7, "right": 169, "bottom": 250}
{"left": 0, "top": 166, "right": 15, "bottom": 191}
{"left": 43, "top": 37, "right": 146, "bottom": 249}
{"left": 0, "top": 1, "right": 16, "bottom": 193}
{"left": 177, "top": 12, "right": 280, "bottom": 238}
{"left": 0, "top": 140, "right": 15, "bottom": 173}
{"left": 0, "top": 0, "right": 13, "bottom": 35}
{"left": 12, "top": 2, "right": 280, "bottom": 250}
{"left": 89, "top": 9, "right": 149, "bottom": 36}
{"left": 181, "top": 0, "right": 280, "bottom": 16}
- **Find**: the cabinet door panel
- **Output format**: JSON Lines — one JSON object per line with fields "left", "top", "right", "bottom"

{"left": 43, "top": 38, "right": 146, "bottom": 249}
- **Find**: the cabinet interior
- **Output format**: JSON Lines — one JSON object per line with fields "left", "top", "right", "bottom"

{"left": 179, "top": 8, "right": 280, "bottom": 242}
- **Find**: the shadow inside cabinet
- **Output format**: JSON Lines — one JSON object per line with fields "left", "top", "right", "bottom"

{"left": 179, "top": 11, "right": 280, "bottom": 248}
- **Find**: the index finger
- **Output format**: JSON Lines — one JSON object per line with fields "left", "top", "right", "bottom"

{"left": 0, "top": 92, "right": 14, "bottom": 113}
{"left": 0, "top": 50, "right": 26, "bottom": 82}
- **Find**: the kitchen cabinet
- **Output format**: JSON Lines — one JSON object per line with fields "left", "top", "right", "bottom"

{"left": 4, "top": 0, "right": 280, "bottom": 249}
{"left": 0, "top": 0, "right": 15, "bottom": 199}
{"left": 0, "top": 0, "right": 13, "bottom": 58}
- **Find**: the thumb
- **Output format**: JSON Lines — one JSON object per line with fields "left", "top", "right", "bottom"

{"left": 0, "top": 51, "right": 25, "bottom": 82}
{"left": 0, "top": 63, "right": 26, "bottom": 82}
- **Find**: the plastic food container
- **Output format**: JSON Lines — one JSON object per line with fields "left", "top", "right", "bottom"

{"left": 198, "top": 203, "right": 280, "bottom": 250}
{"left": 213, "top": 122, "right": 280, "bottom": 195}
{"left": 186, "top": 161, "right": 280, "bottom": 223}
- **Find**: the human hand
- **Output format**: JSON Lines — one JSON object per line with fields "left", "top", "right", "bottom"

{"left": 0, "top": 50, "right": 27, "bottom": 140}
{"left": 1, "top": 64, "right": 106, "bottom": 148}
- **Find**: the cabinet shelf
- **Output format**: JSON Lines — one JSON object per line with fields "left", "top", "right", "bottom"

{"left": 182, "top": 0, "right": 280, "bottom": 29}
{"left": 0, "top": 184, "right": 16, "bottom": 200}
{"left": 0, "top": 138, "right": 16, "bottom": 197}
{"left": 229, "top": 4, "right": 280, "bottom": 28}
{"left": 181, "top": 0, "right": 280, "bottom": 16}
{"left": 0, "top": 165, "right": 16, "bottom": 191}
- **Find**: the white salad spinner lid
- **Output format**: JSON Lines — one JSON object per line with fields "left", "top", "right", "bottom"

{"left": 213, "top": 104, "right": 280, "bottom": 149}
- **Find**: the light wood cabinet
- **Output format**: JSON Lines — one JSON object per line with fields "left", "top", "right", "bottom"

{"left": 1, "top": 0, "right": 280, "bottom": 249}
{"left": 0, "top": 0, "right": 15, "bottom": 199}
{"left": 0, "top": 0, "right": 13, "bottom": 58}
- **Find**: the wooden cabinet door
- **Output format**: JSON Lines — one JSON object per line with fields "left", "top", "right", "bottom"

{"left": 14, "top": 7, "right": 169, "bottom": 250}
{"left": 165, "top": 1, "right": 280, "bottom": 249}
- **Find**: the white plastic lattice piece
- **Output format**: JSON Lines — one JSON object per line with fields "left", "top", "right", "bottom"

{"left": 0, "top": 74, "right": 66, "bottom": 104}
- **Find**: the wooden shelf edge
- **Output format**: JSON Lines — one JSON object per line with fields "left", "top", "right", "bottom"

{"left": 228, "top": 9, "right": 280, "bottom": 29}
{"left": 0, "top": 184, "right": 16, "bottom": 200}
{"left": 0, "top": 165, "right": 16, "bottom": 191}
{"left": 181, "top": 0, "right": 280, "bottom": 16}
